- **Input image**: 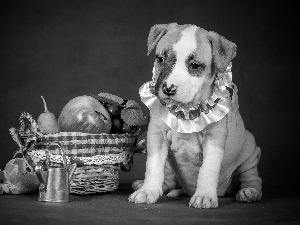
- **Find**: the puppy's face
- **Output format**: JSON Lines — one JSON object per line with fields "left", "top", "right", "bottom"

{"left": 152, "top": 26, "right": 214, "bottom": 107}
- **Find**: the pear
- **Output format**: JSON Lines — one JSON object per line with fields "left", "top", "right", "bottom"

{"left": 37, "top": 96, "right": 59, "bottom": 134}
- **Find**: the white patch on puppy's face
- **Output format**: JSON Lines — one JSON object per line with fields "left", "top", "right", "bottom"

{"left": 166, "top": 26, "right": 199, "bottom": 103}
{"left": 154, "top": 25, "right": 214, "bottom": 107}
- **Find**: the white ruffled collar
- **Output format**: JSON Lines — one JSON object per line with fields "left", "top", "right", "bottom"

{"left": 139, "top": 63, "right": 234, "bottom": 133}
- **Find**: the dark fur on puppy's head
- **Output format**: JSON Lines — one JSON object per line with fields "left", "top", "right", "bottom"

{"left": 207, "top": 32, "right": 237, "bottom": 73}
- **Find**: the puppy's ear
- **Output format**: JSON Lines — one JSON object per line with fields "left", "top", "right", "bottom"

{"left": 147, "top": 23, "right": 177, "bottom": 56}
{"left": 208, "top": 31, "right": 237, "bottom": 73}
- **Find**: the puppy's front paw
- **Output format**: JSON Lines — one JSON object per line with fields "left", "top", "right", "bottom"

{"left": 189, "top": 191, "right": 218, "bottom": 209}
{"left": 236, "top": 188, "right": 262, "bottom": 202}
{"left": 128, "top": 188, "right": 161, "bottom": 204}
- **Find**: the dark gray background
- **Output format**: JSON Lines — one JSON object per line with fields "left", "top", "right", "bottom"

{"left": 0, "top": 0, "right": 298, "bottom": 194}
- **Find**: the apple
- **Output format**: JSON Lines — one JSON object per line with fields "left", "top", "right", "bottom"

{"left": 58, "top": 95, "right": 112, "bottom": 134}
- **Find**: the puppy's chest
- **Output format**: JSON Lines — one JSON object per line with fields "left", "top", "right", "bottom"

{"left": 167, "top": 130, "right": 203, "bottom": 167}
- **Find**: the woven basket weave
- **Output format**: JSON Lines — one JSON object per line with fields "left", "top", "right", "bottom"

{"left": 27, "top": 132, "right": 139, "bottom": 195}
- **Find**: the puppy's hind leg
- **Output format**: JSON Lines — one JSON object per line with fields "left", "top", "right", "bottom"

{"left": 132, "top": 180, "right": 144, "bottom": 191}
{"left": 167, "top": 189, "right": 185, "bottom": 197}
{"left": 236, "top": 131, "right": 262, "bottom": 202}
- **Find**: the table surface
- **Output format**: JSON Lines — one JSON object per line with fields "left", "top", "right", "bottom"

{"left": 1, "top": 183, "right": 300, "bottom": 225}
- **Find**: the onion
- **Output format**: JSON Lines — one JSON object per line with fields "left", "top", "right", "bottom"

{"left": 58, "top": 95, "right": 112, "bottom": 134}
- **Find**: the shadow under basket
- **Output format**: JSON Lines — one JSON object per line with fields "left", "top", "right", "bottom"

{"left": 26, "top": 132, "right": 140, "bottom": 195}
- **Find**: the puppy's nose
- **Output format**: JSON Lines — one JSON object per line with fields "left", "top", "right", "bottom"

{"left": 162, "top": 82, "right": 178, "bottom": 96}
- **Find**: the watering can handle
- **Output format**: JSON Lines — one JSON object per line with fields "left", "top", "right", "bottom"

{"left": 45, "top": 150, "right": 50, "bottom": 166}
{"left": 35, "top": 162, "right": 47, "bottom": 192}
{"left": 46, "top": 142, "right": 67, "bottom": 169}
{"left": 46, "top": 142, "right": 76, "bottom": 180}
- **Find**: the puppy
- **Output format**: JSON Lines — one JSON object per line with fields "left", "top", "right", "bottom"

{"left": 128, "top": 23, "right": 262, "bottom": 208}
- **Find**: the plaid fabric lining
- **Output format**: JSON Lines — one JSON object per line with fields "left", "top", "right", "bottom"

{"left": 27, "top": 149, "right": 132, "bottom": 165}
{"left": 34, "top": 132, "right": 137, "bottom": 157}
{"left": 39, "top": 132, "right": 136, "bottom": 144}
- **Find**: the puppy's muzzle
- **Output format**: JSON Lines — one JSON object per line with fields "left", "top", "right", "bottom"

{"left": 162, "top": 82, "right": 178, "bottom": 96}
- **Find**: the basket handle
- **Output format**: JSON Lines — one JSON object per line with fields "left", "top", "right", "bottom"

{"left": 10, "top": 112, "right": 43, "bottom": 157}
{"left": 18, "top": 112, "right": 40, "bottom": 136}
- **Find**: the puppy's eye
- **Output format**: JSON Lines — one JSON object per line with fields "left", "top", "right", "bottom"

{"left": 156, "top": 55, "right": 164, "bottom": 64}
{"left": 189, "top": 62, "right": 202, "bottom": 70}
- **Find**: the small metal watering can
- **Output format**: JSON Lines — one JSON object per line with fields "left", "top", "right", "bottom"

{"left": 35, "top": 143, "right": 77, "bottom": 203}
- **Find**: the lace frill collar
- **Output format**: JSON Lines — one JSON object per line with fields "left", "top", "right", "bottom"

{"left": 139, "top": 63, "right": 234, "bottom": 133}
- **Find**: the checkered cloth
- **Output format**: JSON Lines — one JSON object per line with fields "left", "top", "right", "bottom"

{"left": 30, "top": 132, "right": 138, "bottom": 166}
{"left": 35, "top": 132, "right": 137, "bottom": 156}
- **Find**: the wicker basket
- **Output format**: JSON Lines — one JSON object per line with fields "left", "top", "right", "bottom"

{"left": 29, "top": 132, "right": 140, "bottom": 195}
{"left": 10, "top": 112, "right": 145, "bottom": 195}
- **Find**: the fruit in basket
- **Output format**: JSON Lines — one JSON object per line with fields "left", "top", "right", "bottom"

{"left": 37, "top": 96, "right": 59, "bottom": 134}
{"left": 107, "top": 105, "right": 121, "bottom": 118}
{"left": 90, "top": 93, "right": 124, "bottom": 107}
{"left": 89, "top": 92, "right": 150, "bottom": 135}
{"left": 120, "top": 102, "right": 149, "bottom": 127}
{"left": 58, "top": 95, "right": 112, "bottom": 134}
{"left": 121, "top": 123, "right": 133, "bottom": 134}
{"left": 97, "top": 92, "right": 124, "bottom": 105}
{"left": 111, "top": 118, "right": 122, "bottom": 133}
